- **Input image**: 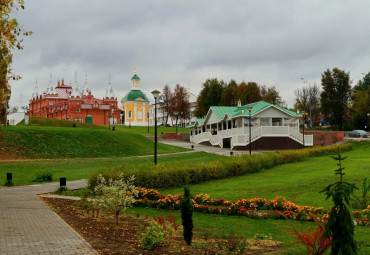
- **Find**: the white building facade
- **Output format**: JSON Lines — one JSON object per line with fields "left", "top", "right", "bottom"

{"left": 189, "top": 101, "right": 313, "bottom": 150}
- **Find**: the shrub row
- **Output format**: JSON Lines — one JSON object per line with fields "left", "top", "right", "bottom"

{"left": 88, "top": 143, "right": 353, "bottom": 190}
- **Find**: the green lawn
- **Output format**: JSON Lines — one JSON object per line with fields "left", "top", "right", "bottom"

{"left": 160, "top": 142, "right": 370, "bottom": 209}
{"left": 126, "top": 207, "right": 370, "bottom": 255}
{"left": 0, "top": 125, "right": 188, "bottom": 159}
{"left": 0, "top": 152, "right": 222, "bottom": 186}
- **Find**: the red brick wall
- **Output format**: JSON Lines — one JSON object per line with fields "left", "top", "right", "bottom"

{"left": 304, "top": 131, "right": 344, "bottom": 147}
{"left": 162, "top": 133, "right": 190, "bottom": 141}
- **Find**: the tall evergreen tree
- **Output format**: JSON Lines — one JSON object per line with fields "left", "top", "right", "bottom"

{"left": 320, "top": 68, "right": 352, "bottom": 130}
{"left": 320, "top": 150, "right": 357, "bottom": 255}
{"left": 180, "top": 186, "right": 193, "bottom": 245}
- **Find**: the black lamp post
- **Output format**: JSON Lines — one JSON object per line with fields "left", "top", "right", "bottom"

{"left": 151, "top": 90, "right": 160, "bottom": 165}
{"left": 173, "top": 111, "right": 178, "bottom": 134}
{"left": 147, "top": 112, "right": 150, "bottom": 133}
{"left": 248, "top": 106, "right": 253, "bottom": 155}
{"left": 302, "top": 111, "right": 306, "bottom": 148}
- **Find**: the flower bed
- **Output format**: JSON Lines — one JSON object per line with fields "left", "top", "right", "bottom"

{"left": 134, "top": 187, "right": 370, "bottom": 226}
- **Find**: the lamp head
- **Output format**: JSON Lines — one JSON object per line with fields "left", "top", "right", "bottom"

{"left": 151, "top": 90, "right": 160, "bottom": 99}
{"left": 247, "top": 106, "right": 252, "bottom": 112}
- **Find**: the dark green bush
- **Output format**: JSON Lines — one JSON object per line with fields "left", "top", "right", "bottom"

{"left": 32, "top": 171, "right": 54, "bottom": 182}
{"left": 88, "top": 143, "right": 352, "bottom": 190}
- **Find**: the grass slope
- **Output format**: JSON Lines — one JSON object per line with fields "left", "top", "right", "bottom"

{"left": 0, "top": 126, "right": 187, "bottom": 159}
{"left": 25, "top": 116, "right": 189, "bottom": 134}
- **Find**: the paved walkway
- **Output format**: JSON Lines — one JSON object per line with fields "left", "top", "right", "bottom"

{"left": 0, "top": 180, "right": 99, "bottom": 255}
{"left": 158, "top": 138, "right": 261, "bottom": 156}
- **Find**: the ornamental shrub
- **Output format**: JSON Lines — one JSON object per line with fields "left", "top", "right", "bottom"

{"left": 33, "top": 170, "right": 53, "bottom": 182}
{"left": 139, "top": 221, "right": 172, "bottom": 250}
{"left": 88, "top": 143, "right": 352, "bottom": 190}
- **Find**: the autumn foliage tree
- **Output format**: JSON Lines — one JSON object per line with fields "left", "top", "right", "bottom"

{"left": 170, "top": 84, "right": 190, "bottom": 127}
{"left": 0, "top": 0, "right": 31, "bottom": 125}
{"left": 160, "top": 85, "right": 173, "bottom": 126}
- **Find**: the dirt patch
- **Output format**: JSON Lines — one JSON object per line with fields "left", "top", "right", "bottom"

{"left": 41, "top": 197, "right": 283, "bottom": 254}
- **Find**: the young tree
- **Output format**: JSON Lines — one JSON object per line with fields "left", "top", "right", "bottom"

{"left": 161, "top": 85, "right": 173, "bottom": 126}
{"left": 94, "top": 174, "right": 138, "bottom": 226}
{"left": 320, "top": 68, "right": 352, "bottom": 130}
{"left": 181, "top": 186, "right": 193, "bottom": 245}
{"left": 194, "top": 78, "right": 225, "bottom": 117}
{"left": 320, "top": 150, "right": 357, "bottom": 255}
{"left": 0, "top": 1, "right": 31, "bottom": 125}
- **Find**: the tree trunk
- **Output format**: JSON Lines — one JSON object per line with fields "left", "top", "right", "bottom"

{"left": 115, "top": 211, "right": 119, "bottom": 225}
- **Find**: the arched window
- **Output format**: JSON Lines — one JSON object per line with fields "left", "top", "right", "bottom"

{"left": 128, "top": 111, "right": 132, "bottom": 119}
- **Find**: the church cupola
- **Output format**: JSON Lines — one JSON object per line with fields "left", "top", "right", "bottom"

{"left": 131, "top": 70, "right": 140, "bottom": 90}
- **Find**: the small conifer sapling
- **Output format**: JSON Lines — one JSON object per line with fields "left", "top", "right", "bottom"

{"left": 181, "top": 186, "right": 193, "bottom": 245}
{"left": 320, "top": 149, "right": 357, "bottom": 255}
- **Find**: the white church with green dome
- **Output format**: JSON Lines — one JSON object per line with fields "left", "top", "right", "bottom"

{"left": 121, "top": 71, "right": 150, "bottom": 126}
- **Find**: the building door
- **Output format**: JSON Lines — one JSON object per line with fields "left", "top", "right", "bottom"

{"left": 85, "top": 116, "right": 93, "bottom": 124}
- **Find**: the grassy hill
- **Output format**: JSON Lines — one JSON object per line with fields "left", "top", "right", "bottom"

{"left": 24, "top": 116, "right": 189, "bottom": 134}
{"left": 0, "top": 125, "right": 188, "bottom": 159}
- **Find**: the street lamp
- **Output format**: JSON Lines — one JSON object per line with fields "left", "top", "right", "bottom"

{"left": 173, "top": 110, "right": 178, "bottom": 134}
{"left": 248, "top": 106, "right": 253, "bottom": 155}
{"left": 302, "top": 111, "right": 306, "bottom": 148}
{"left": 151, "top": 90, "right": 160, "bottom": 165}
{"left": 147, "top": 112, "right": 150, "bottom": 133}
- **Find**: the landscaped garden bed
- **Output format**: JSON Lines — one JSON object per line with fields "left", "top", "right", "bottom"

{"left": 41, "top": 196, "right": 284, "bottom": 255}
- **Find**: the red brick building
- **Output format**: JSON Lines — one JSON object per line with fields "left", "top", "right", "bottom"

{"left": 29, "top": 79, "right": 120, "bottom": 125}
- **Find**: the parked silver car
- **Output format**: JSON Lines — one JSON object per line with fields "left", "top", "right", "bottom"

{"left": 349, "top": 130, "right": 368, "bottom": 138}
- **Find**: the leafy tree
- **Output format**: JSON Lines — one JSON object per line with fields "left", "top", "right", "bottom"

{"left": 295, "top": 83, "right": 321, "bottom": 127}
{"left": 353, "top": 72, "right": 370, "bottom": 91}
{"left": 170, "top": 84, "right": 190, "bottom": 127}
{"left": 160, "top": 85, "right": 173, "bottom": 126}
{"left": 320, "top": 68, "right": 352, "bottom": 130}
{"left": 180, "top": 186, "right": 193, "bottom": 245}
{"left": 320, "top": 150, "right": 357, "bottom": 255}
{"left": 194, "top": 78, "right": 225, "bottom": 117}
{"left": 220, "top": 80, "right": 237, "bottom": 106}
{"left": 350, "top": 89, "right": 370, "bottom": 129}
{"left": 261, "top": 85, "right": 286, "bottom": 107}
{"left": 0, "top": 1, "right": 31, "bottom": 125}
{"left": 94, "top": 174, "right": 138, "bottom": 226}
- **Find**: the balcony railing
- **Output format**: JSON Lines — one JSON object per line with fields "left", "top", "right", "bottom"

{"left": 192, "top": 126, "right": 313, "bottom": 148}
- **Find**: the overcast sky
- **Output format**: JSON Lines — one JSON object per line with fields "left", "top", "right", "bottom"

{"left": 9, "top": 0, "right": 370, "bottom": 108}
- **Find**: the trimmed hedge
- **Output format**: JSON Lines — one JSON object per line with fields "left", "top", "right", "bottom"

{"left": 88, "top": 143, "right": 353, "bottom": 190}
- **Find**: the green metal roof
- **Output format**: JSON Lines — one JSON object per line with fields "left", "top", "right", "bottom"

{"left": 123, "top": 90, "right": 148, "bottom": 101}
{"left": 232, "top": 101, "right": 300, "bottom": 117}
{"left": 131, "top": 74, "right": 140, "bottom": 80}
{"left": 190, "top": 101, "right": 300, "bottom": 126}
{"left": 210, "top": 106, "right": 237, "bottom": 119}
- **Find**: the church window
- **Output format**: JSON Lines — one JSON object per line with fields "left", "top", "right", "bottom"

{"left": 128, "top": 111, "right": 132, "bottom": 119}
{"left": 77, "top": 108, "right": 80, "bottom": 112}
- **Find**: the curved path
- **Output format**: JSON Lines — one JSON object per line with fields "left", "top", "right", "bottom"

{"left": 0, "top": 180, "right": 98, "bottom": 255}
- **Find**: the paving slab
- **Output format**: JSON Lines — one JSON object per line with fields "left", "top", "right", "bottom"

{"left": 0, "top": 180, "right": 98, "bottom": 255}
